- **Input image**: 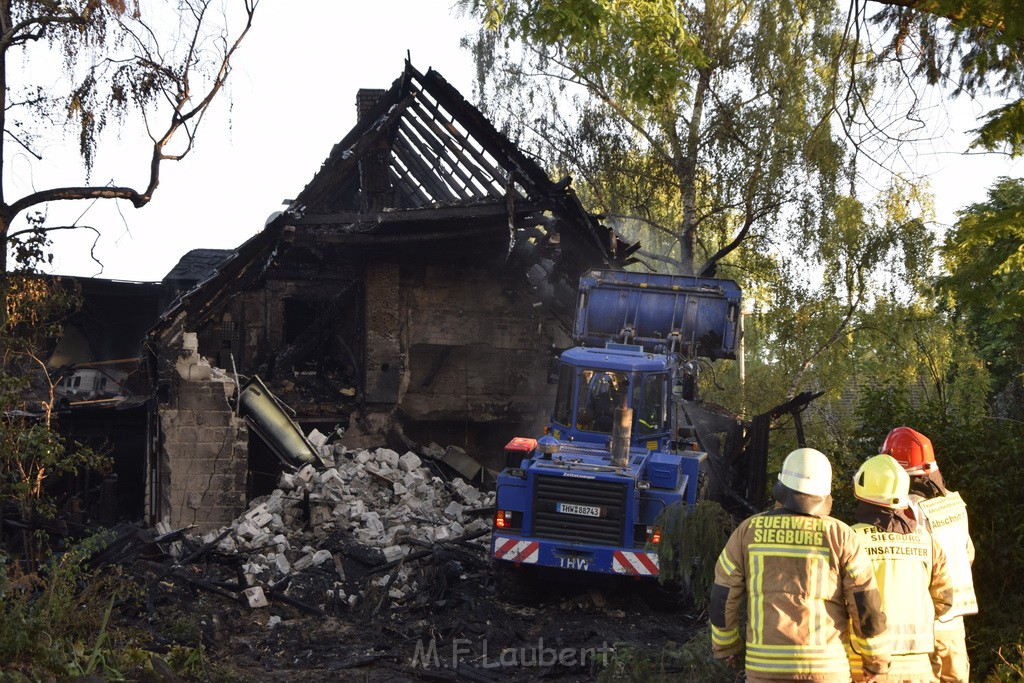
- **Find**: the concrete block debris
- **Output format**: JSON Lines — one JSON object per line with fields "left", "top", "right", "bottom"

{"left": 243, "top": 586, "right": 268, "bottom": 608}
{"left": 194, "top": 443, "right": 495, "bottom": 612}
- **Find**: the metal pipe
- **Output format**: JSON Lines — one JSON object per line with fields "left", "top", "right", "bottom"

{"left": 610, "top": 406, "right": 633, "bottom": 468}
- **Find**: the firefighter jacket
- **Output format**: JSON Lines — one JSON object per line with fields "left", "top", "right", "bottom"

{"left": 846, "top": 521, "right": 953, "bottom": 682}
{"left": 912, "top": 490, "right": 978, "bottom": 620}
{"left": 711, "top": 507, "right": 889, "bottom": 680}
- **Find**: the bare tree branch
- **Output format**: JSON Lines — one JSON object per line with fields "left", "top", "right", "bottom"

{"left": 1, "top": 12, "right": 86, "bottom": 50}
{"left": 602, "top": 212, "right": 678, "bottom": 240}
{"left": 3, "top": 1, "right": 258, "bottom": 222}
{"left": 3, "top": 128, "right": 41, "bottom": 160}
{"left": 635, "top": 247, "right": 683, "bottom": 271}
{"left": 866, "top": 0, "right": 1007, "bottom": 31}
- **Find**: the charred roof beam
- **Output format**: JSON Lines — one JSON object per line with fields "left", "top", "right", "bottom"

{"left": 395, "top": 121, "right": 477, "bottom": 202}
{"left": 287, "top": 200, "right": 555, "bottom": 227}
{"left": 392, "top": 132, "right": 462, "bottom": 204}
{"left": 398, "top": 118, "right": 481, "bottom": 201}
{"left": 414, "top": 69, "right": 552, "bottom": 198}
{"left": 405, "top": 101, "right": 503, "bottom": 197}
{"left": 289, "top": 223, "right": 521, "bottom": 246}
{"left": 408, "top": 87, "right": 511, "bottom": 194}
{"left": 389, "top": 170, "right": 431, "bottom": 208}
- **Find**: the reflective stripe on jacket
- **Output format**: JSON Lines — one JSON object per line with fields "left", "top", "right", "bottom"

{"left": 847, "top": 522, "right": 953, "bottom": 682}
{"left": 851, "top": 523, "right": 952, "bottom": 653}
{"left": 915, "top": 492, "right": 978, "bottom": 619}
{"left": 710, "top": 509, "right": 890, "bottom": 679}
{"left": 851, "top": 650, "right": 933, "bottom": 682}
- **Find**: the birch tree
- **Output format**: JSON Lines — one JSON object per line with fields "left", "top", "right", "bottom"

{"left": 0, "top": 0, "right": 258, "bottom": 319}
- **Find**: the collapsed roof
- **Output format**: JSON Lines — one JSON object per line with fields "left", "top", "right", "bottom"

{"left": 154, "top": 60, "right": 637, "bottom": 335}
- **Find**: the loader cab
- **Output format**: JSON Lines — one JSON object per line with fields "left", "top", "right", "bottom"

{"left": 549, "top": 345, "right": 672, "bottom": 447}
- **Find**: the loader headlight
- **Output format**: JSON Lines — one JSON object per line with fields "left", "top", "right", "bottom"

{"left": 636, "top": 480, "right": 651, "bottom": 490}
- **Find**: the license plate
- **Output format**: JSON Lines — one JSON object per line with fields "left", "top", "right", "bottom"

{"left": 556, "top": 502, "right": 602, "bottom": 517}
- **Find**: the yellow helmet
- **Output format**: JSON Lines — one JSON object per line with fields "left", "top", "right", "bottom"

{"left": 779, "top": 448, "right": 832, "bottom": 497}
{"left": 854, "top": 454, "right": 910, "bottom": 509}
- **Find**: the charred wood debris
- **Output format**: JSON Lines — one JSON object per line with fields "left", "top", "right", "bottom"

{"left": 110, "top": 438, "right": 497, "bottom": 613}
{"left": 42, "top": 435, "right": 699, "bottom": 681}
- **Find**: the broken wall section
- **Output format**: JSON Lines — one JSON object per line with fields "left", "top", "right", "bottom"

{"left": 397, "top": 265, "right": 571, "bottom": 458}
{"left": 157, "top": 331, "right": 248, "bottom": 531}
{"left": 219, "top": 276, "right": 362, "bottom": 423}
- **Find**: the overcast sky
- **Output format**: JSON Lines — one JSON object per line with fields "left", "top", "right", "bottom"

{"left": 22, "top": 1, "right": 1024, "bottom": 282}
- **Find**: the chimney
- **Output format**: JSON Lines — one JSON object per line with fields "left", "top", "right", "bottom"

{"left": 356, "top": 88, "right": 387, "bottom": 121}
{"left": 356, "top": 88, "right": 393, "bottom": 211}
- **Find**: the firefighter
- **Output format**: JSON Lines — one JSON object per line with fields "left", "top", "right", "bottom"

{"left": 710, "top": 448, "right": 890, "bottom": 682}
{"left": 848, "top": 454, "right": 954, "bottom": 682}
{"left": 881, "top": 427, "right": 978, "bottom": 683}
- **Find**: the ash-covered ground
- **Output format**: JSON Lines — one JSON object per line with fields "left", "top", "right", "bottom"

{"left": 124, "top": 444, "right": 706, "bottom": 682}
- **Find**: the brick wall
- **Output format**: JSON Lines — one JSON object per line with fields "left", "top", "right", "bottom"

{"left": 157, "top": 332, "right": 248, "bottom": 531}
{"left": 365, "top": 263, "right": 403, "bottom": 404}
{"left": 400, "top": 265, "right": 570, "bottom": 433}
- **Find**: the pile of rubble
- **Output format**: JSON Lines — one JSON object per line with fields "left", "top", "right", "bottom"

{"left": 193, "top": 444, "right": 495, "bottom": 612}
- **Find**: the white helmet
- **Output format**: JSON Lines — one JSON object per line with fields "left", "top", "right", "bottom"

{"left": 779, "top": 448, "right": 833, "bottom": 497}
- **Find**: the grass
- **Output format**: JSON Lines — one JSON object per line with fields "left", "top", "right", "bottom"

{"left": 0, "top": 533, "right": 212, "bottom": 681}
{"left": 598, "top": 630, "right": 734, "bottom": 682}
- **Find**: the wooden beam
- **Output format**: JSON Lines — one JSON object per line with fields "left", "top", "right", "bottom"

{"left": 288, "top": 200, "right": 554, "bottom": 226}
{"left": 289, "top": 224, "right": 512, "bottom": 246}
{"left": 400, "top": 111, "right": 485, "bottom": 199}
{"left": 392, "top": 131, "right": 461, "bottom": 204}
{"left": 407, "top": 100, "right": 502, "bottom": 195}
{"left": 410, "top": 90, "right": 511, "bottom": 190}
{"left": 397, "top": 119, "right": 476, "bottom": 202}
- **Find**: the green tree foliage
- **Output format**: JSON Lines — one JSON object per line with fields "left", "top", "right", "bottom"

{"left": 473, "top": 0, "right": 703, "bottom": 108}
{"left": 864, "top": 0, "right": 1024, "bottom": 155}
{"left": 689, "top": 184, "right": 937, "bottom": 435}
{"left": 0, "top": 228, "right": 111, "bottom": 562}
{"left": 655, "top": 500, "right": 735, "bottom": 610}
{"left": 462, "top": 1, "right": 937, "bottom": 412}
{"left": 854, "top": 382, "right": 1024, "bottom": 680}
{"left": 462, "top": 0, "right": 873, "bottom": 277}
{"left": 939, "top": 176, "right": 1024, "bottom": 389}
{"left": 462, "top": 8, "right": 1021, "bottom": 672}
{"left": 0, "top": 0, "right": 257, "bottom": 563}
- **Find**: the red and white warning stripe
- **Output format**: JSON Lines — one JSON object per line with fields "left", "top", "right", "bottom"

{"left": 493, "top": 536, "right": 540, "bottom": 564}
{"left": 612, "top": 550, "right": 660, "bottom": 576}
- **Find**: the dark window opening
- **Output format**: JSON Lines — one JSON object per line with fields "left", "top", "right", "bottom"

{"left": 198, "top": 311, "right": 242, "bottom": 370}
{"left": 284, "top": 300, "right": 318, "bottom": 345}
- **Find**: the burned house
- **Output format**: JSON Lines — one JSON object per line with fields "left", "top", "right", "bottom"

{"left": 147, "top": 61, "right": 636, "bottom": 530}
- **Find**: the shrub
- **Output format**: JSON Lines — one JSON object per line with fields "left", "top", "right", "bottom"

{"left": 855, "top": 385, "right": 1024, "bottom": 680}
{"left": 655, "top": 500, "right": 736, "bottom": 610}
{"left": 0, "top": 536, "right": 137, "bottom": 678}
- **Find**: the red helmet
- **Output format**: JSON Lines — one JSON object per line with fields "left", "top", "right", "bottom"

{"left": 880, "top": 427, "right": 938, "bottom": 475}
